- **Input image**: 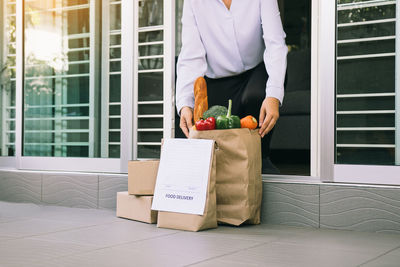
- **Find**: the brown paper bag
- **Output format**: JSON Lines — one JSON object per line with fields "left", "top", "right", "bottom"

{"left": 156, "top": 144, "right": 218, "bottom": 232}
{"left": 189, "top": 128, "right": 262, "bottom": 226}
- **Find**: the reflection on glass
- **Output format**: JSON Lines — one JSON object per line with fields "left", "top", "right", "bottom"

{"left": 139, "top": 30, "right": 163, "bottom": 42}
{"left": 338, "top": 4, "right": 395, "bottom": 23}
{"left": 139, "top": 59, "right": 163, "bottom": 70}
{"left": 139, "top": 44, "right": 163, "bottom": 56}
{"left": 24, "top": 0, "right": 91, "bottom": 157}
{"left": 336, "top": 0, "right": 398, "bottom": 165}
{"left": 110, "top": 3, "right": 121, "bottom": 31}
{"left": 138, "top": 0, "right": 163, "bottom": 27}
{"left": 1, "top": 0, "right": 17, "bottom": 156}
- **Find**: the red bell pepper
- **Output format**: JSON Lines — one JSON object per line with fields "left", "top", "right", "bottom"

{"left": 195, "top": 117, "right": 216, "bottom": 131}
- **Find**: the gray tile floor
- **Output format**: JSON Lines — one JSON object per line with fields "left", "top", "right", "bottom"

{"left": 0, "top": 201, "right": 400, "bottom": 267}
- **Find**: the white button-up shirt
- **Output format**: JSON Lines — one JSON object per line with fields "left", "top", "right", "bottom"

{"left": 176, "top": 0, "right": 288, "bottom": 113}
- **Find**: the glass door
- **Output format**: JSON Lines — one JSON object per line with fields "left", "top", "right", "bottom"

{"left": 174, "top": 0, "right": 313, "bottom": 176}
{"left": 132, "top": 0, "right": 174, "bottom": 160}
{"left": 334, "top": 0, "right": 400, "bottom": 184}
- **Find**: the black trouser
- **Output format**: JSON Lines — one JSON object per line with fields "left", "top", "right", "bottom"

{"left": 205, "top": 62, "right": 273, "bottom": 158}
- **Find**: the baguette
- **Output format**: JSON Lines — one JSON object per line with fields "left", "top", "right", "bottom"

{"left": 193, "top": 77, "right": 208, "bottom": 123}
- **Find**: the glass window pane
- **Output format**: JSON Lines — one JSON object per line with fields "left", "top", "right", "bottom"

{"left": 337, "top": 114, "right": 395, "bottom": 127}
{"left": 139, "top": 45, "right": 163, "bottom": 56}
{"left": 138, "top": 132, "right": 162, "bottom": 143}
{"left": 337, "top": 131, "right": 395, "bottom": 144}
{"left": 139, "top": 30, "right": 163, "bottom": 43}
{"left": 105, "top": 1, "right": 122, "bottom": 158}
{"left": 336, "top": 0, "right": 398, "bottom": 166}
{"left": 138, "top": 118, "right": 163, "bottom": 129}
{"left": 110, "top": 3, "right": 121, "bottom": 31}
{"left": 338, "top": 4, "right": 395, "bottom": 23}
{"left": 138, "top": 104, "right": 163, "bottom": 115}
{"left": 138, "top": 72, "right": 163, "bottom": 101}
{"left": 138, "top": 0, "right": 163, "bottom": 27}
{"left": 110, "top": 47, "right": 121, "bottom": 59}
{"left": 138, "top": 145, "right": 161, "bottom": 158}
{"left": 337, "top": 147, "right": 395, "bottom": 165}
{"left": 338, "top": 39, "right": 395, "bottom": 57}
{"left": 136, "top": 0, "right": 165, "bottom": 160}
{"left": 0, "top": 0, "right": 16, "bottom": 156}
{"left": 110, "top": 60, "right": 121, "bottom": 72}
{"left": 339, "top": 22, "right": 395, "bottom": 41}
{"left": 139, "top": 58, "right": 163, "bottom": 70}
{"left": 109, "top": 104, "right": 120, "bottom": 116}
{"left": 23, "top": 0, "right": 121, "bottom": 158}
{"left": 109, "top": 75, "right": 121, "bottom": 102}
{"left": 337, "top": 58, "right": 395, "bottom": 94}
{"left": 110, "top": 34, "right": 121, "bottom": 46}
{"left": 337, "top": 96, "right": 395, "bottom": 111}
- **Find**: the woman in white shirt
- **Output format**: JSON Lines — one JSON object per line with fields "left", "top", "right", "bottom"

{"left": 176, "top": 0, "right": 288, "bottom": 173}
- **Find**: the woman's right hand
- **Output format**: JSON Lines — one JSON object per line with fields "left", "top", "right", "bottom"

{"left": 179, "top": 106, "right": 194, "bottom": 138}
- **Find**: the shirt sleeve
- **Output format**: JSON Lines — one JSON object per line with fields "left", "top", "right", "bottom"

{"left": 260, "top": 0, "right": 288, "bottom": 105}
{"left": 175, "top": 0, "right": 207, "bottom": 115}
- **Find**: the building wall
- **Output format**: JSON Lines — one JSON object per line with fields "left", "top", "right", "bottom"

{"left": 1, "top": 169, "right": 400, "bottom": 234}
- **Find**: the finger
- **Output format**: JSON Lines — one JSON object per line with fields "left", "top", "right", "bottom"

{"left": 259, "top": 107, "right": 266, "bottom": 128}
{"left": 180, "top": 120, "right": 190, "bottom": 138}
{"left": 182, "top": 125, "right": 189, "bottom": 138}
{"left": 259, "top": 114, "right": 272, "bottom": 137}
{"left": 186, "top": 117, "right": 193, "bottom": 129}
{"left": 261, "top": 118, "right": 277, "bottom": 136}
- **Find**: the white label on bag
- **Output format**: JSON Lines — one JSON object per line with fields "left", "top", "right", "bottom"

{"left": 151, "top": 138, "right": 214, "bottom": 215}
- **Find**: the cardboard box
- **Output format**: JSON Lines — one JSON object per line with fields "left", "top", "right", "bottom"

{"left": 128, "top": 160, "right": 159, "bottom": 195}
{"left": 116, "top": 192, "right": 157, "bottom": 224}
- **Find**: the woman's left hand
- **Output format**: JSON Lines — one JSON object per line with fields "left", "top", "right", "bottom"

{"left": 258, "top": 97, "right": 280, "bottom": 138}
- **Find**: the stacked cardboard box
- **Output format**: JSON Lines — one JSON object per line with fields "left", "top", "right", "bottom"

{"left": 116, "top": 160, "right": 159, "bottom": 224}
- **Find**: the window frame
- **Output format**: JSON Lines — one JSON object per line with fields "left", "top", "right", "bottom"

{"left": 320, "top": 0, "right": 400, "bottom": 185}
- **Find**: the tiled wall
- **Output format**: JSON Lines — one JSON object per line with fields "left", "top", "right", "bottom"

{"left": 261, "top": 183, "right": 319, "bottom": 228}
{"left": 319, "top": 186, "right": 400, "bottom": 234}
{"left": 261, "top": 182, "right": 400, "bottom": 234}
{"left": 0, "top": 170, "right": 128, "bottom": 209}
{"left": 1, "top": 170, "right": 400, "bottom": 234}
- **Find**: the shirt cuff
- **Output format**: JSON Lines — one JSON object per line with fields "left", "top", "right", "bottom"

{"left": 265, "top": 86, "right": 284, "bottom": 106}
{"left": 176, "top": 96, "right": 195, "bottom": 116}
